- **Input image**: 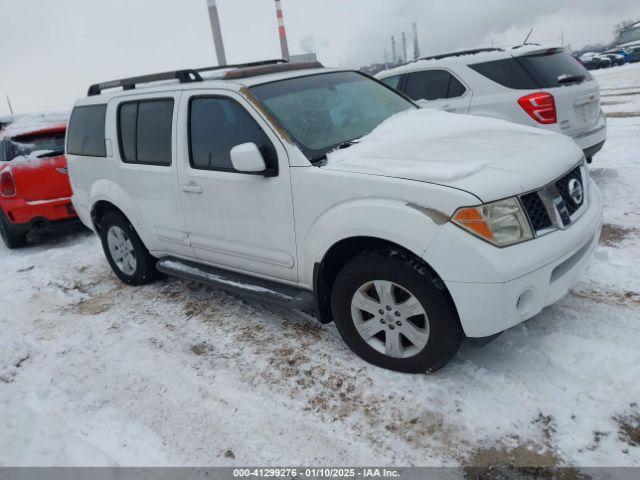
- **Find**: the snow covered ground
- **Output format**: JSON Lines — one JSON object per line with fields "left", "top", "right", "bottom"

{"left": 0, "top": 64, "right": 639, "bottom": 469}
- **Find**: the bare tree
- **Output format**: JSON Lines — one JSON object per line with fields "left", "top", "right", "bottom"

{"left": 614, "top": 19, "right": 637, "bottom": 39}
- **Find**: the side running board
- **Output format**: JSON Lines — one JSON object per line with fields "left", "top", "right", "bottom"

{"left": 156, "top": 258, "right": 315, "bottom": 310}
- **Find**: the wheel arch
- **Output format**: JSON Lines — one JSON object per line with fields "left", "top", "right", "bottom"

{"left": 91, "top": 200, "right": 128, "bottom": 232}
{"left": 313, "top": 236, "right": 455, "bottom": 325}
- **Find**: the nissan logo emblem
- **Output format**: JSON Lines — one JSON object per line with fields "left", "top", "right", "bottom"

{"left": 568, "top": 179, "right": 584, "bottom": 206}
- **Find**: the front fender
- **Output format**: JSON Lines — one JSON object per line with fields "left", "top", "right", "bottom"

{"left": 299, "top": 198, "right": 449, "bottom": 287}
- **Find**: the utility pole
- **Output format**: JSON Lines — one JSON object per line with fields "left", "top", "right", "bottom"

{"left": 384, "top": 48, "right": 389, "bottom": 69}
{"left": 401, "top": 31, "right": 408, "bottom": 63}
{"left": 5, "top": 95, "right": 13, "bottom": 114}
{"left": 274, "top": 0, "right": 290, "bottom": 61}
{"left": 206, "top": 0, "right": 227, "bottom": 66}
{"left": 412, "top": 22, "right": 420, "bottom": 60}
{"left": 391, "top": 36, "right": 397, "bottom": 65}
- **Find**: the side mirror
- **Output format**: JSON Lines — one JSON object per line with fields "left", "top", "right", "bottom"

{"left": 230, "top": 142, "right": 272, "bottom": 176}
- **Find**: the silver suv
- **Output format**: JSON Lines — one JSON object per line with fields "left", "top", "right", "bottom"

{"left": 376, "top": 45, "right": 607, "bottom": 162}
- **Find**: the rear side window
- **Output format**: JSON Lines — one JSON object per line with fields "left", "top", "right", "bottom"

{"left": 117, "top": 99, "right": 174, "bottom": 166}
{"left": 518, "top": 51, "right": 592, "bottom": 87}
{"left": 470, "top": 52, "right": 592, "bottom": 89}
{"left": 380, "top": 75, "right": 402, "bottom": 89}
{"left": 469, "top": 58, "right": 538, "bottom": 89}
{"left": 67, "top": 104, "right": 107, "bottom": 157}
{"left": 403, "top": 70, "right": 466, "bottom": 101}
{"left": 189, "top": 97, "right": 277, "bottom": 172}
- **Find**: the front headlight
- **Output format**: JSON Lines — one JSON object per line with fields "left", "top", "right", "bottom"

{"left": 452, "top": 197, "right": 533, "bottom": 247}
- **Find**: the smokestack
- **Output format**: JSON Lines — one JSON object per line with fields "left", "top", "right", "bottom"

{"left": 401, "top": 32, "right": 408, "bottom": 63}
{"left": 275, "top": 0, "right": 290, "bottom": 61}
{"left": 391, "top": 36, "right": 397, "bottom": 65}
{"left": 412, "top": 22, "right": 420, "bottom": 60}
{"left": 206, "top": 0, "right": 227, "bottom": 66}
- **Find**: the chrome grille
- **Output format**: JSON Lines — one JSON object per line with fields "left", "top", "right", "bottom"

{"left": 520, "top": 162, "right": 589, "bottom": 236}
{"left": 520, "top": 192, "right": 552, "bottom": 231}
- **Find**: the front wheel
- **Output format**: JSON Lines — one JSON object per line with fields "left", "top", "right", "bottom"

{"left": 99, "top": 211, "right": 159, "bottom": 285}
{"left": 331, "top": 250, "right": 463, "bottom": 373}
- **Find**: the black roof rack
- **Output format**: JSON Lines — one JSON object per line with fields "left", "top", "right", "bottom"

{"left": 87, "top": 69, "right": 202, "bottom": 96}
{"left": 87, "top": 59, "right": 289, "bottom": 96}
{"left": 419, "top": 48, "right": 503, "bottom": 61}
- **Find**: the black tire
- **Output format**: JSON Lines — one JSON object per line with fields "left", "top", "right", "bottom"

{"left": 331, "top": 250, "right": 464, "bottom": 373}
{"left": 99, "top": 211, "right": 159, "bottom": 285}
{"left": 0, "top": 213, "right": 27, "bottom": 249}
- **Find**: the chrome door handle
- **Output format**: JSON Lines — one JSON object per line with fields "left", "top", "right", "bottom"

{"left": 180, "top": 182, "right": 203, "bottom": 194}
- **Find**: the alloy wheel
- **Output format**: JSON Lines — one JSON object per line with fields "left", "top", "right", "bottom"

{"left": 106, "top": 226, "right": 137, "bottom": 276}
{"left": 350, "top": 280, "right": 430, "bottom": 359}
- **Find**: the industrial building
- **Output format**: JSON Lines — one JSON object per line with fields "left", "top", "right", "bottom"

{"left": 617, "top": 20, "right": 640, "bottom": 46}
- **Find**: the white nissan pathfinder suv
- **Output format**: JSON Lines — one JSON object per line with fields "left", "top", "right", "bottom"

{"left": 66, "top": 60, "right": 603, "bottom": 373}
{"left": 376, "top": 46, "right": 607, "bottom": 163}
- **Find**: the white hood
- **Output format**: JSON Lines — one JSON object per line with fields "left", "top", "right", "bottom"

{"left": 324, "top": 109, "right": 583, "bottom": 202}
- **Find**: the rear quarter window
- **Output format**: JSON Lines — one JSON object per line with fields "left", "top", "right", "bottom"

{"left": 518, "top": 51, "right": 593, "bottom": 88}
{"left": 67, "top": 104, "right": 107, "bottom": 157}
{"left": 468, "top": 58, "right": 538, "bottom": 89}
{"left": 470, "top": 51, "right": 593, "bottom": 90}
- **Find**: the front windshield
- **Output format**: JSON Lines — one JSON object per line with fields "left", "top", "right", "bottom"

{"left": 250, "top": 71, "right": 415, "bottom": 160}
{"left": 3, "top": 133, "right": 66, "bottom": 162}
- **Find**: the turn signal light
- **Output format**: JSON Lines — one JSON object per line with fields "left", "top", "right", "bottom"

{"left": 518, "top": 92, "right": 557, "bottom": 125}
{"left": 453, "top": 208, "right": 494, "bottom": 241}
{"left": 0, "top": 171, "right": 16, "bottom": 197}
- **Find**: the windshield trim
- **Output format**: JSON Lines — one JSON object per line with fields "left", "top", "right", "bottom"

{"left": 249, "top": 70, "right": 417, "bottom": 163}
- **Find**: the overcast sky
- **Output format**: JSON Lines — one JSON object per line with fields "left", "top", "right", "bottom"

{"left": 1, "top": 0, "right": 639, "bottom": 115}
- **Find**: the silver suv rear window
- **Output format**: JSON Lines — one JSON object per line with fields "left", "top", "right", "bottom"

{"left": 518, "top": 51, "right": 593, "bottom": 88}
{"left": 470, "top": 51, "right": 592, "bottom": 90}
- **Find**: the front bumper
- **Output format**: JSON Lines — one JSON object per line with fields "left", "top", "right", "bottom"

{"left": 424, "top": 182, "right": 603, "bottom": 338}
{"left": 1, "top": 196, "right": 77, "bottom": 232}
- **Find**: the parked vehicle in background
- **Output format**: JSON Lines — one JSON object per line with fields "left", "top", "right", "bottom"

{"left": 626, "top": 46, "right": 640, "bottom": 63}
{"left": 0, "top": 124, "right": 66, "bottom": 163}
{"left": 606, "top": 49, "right": 629, "bottom": 62}
{"left": 67, "top": 61, "right": 602, "bottom": 373}
{"left": 600, "top": 53, "right": 625, "bottom": 66}
{"left": 577, "top": 54, "right": 605, "bottom": 71}
{"left": 596, "top": 55, "right": 612, "bottom": 68}
{"left": 0, "top": 124, "right": 77, "bottom": 248}
{"left": 603, "top": 49, "right": 629, "bottom": 64}
{"left": 377, "top": 45, "right": 607, "bottom": 162}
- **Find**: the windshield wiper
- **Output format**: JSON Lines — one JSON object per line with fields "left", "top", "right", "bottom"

{"left": 36, "top": 150, "right": 65, "bottom": 158}
{"left": 558, "top": 74, "right": 585, "bottom": 85}
{"left": 310, "top": 139, "right": 361, "bottom": 165}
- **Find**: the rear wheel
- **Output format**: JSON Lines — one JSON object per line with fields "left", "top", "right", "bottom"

{"left": 0, "top": 213, "right": 27, "bottom": 249}
{"left": 99, "top": 211, "right": 159, "bottom": 285}
{"left": 331, "top": 250, "right": 464, "bottom": 373}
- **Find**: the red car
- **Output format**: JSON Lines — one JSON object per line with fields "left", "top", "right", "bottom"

{"left": 0, "top": 124, "right": 77, "bottom": 248}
